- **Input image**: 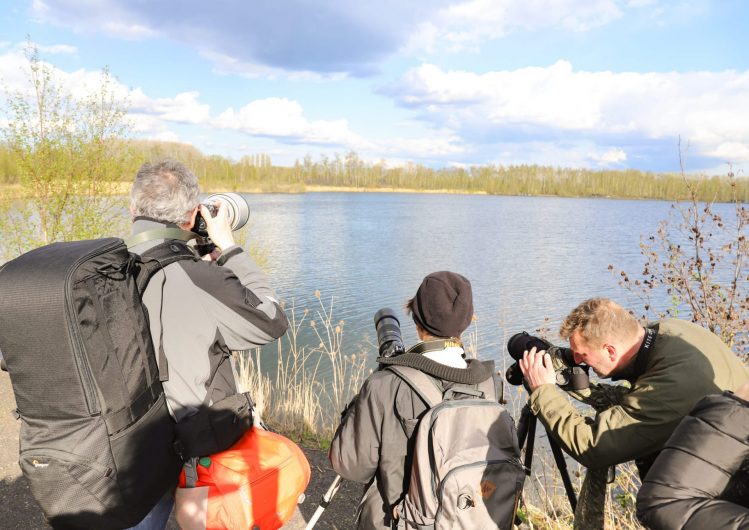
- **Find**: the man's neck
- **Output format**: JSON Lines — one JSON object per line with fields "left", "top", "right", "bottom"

{"left": 617, "top": 326, "right": 646, "bottom": 372}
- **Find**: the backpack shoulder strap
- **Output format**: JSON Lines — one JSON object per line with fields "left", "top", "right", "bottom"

{"left": 136, "top": 241, "right": 198, "bottom": 295}
{"left": 134, "top": 240, "right": 198, "bottom": 382}
{"left": 477, "top": 374, "right": 498, "bottom": 402}
{"left": 386, "top": 365, "right": 444, "bottom": 407}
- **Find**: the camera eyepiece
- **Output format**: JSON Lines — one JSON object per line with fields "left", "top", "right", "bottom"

{"left": 374, "top": 308, "right": 405, "bottom": 358}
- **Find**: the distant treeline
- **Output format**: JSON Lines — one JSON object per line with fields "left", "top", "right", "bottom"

{"left": 1, "top": 140, "right": 746, "bottom": 202}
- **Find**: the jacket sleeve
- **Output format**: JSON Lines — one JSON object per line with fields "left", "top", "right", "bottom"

{"left": 636, "top": 392, "right": 749, "bottom": 530}
{"left": 329, "top": 375, "right": 384, "bottom": 484}
{"left": 185, "top": 245, "right": 289, "bottom": 350}
{"left": 528, "top": 378, "right": 682, "bottom": 469}
{"left": 527, "top": 346, "right": 726, "bottom": 469}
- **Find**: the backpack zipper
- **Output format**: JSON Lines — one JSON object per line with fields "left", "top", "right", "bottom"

{"left": 64, "top": 239, "right": 122, "bottom": 415}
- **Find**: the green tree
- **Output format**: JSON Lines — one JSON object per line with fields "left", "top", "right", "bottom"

{"left": 1, "top": 43, "right": 131, "bottom": 260}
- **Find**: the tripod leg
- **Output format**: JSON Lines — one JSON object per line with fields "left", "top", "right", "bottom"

{"left": 517, "top": 404, "right": 536, "bottom": 474}
{"left": 548, "top": 436, "right": 577, "bottom": 512}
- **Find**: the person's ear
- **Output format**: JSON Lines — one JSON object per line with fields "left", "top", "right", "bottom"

{"left": 604, "top": 343, "right": 617, "bottom": 361}
{"left": 182, "top": 206, "right": 200, "bottom": 230}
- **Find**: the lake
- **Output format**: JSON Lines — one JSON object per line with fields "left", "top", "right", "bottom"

{"left": 242, "top": 192, "right": 688, "bottom": 372}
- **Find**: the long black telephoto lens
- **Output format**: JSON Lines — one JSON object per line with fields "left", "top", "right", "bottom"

{"left": 374, "top": 308, "right": 405, "bottom": 358}
{"left": 506, "top": 331, "right": 553, "bottom": 361}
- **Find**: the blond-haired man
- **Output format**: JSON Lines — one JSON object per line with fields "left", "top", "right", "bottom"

{"left": 521, "top": 298, "right": 747, "bottom": 474}
{"left": 520, "top": 298, "right": 748, "bottom": 528}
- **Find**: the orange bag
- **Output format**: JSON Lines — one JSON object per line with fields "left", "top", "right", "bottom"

{"left": 175, "top": 427, "right": 311, "bottom": 530}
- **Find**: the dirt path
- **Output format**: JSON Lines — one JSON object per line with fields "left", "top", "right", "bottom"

{"left": 0, "top": 372, "right": 359, "bottom": 529}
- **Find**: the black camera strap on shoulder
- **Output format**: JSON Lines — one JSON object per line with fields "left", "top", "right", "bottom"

{"left": 632, "top": 327, "right": 657, "bottom": 380}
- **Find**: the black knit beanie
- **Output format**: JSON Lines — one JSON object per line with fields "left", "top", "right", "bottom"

{"left": 411, "top": 271, "right": 473, "bottom": 338}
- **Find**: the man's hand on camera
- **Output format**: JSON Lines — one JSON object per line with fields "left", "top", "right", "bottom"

{"left": 519, "top": 346, "right": 556, "bottom": 392}
{"left": 201, "top": 201, "right": 235, "bottom": 251}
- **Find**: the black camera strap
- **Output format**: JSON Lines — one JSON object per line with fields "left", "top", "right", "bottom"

{"left": 632, "top": 327, "right": 657, "bottom": 380}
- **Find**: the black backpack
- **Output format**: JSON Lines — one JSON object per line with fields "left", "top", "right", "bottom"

{"left": 0, "top": 237, "right": 196, "bottom": 529}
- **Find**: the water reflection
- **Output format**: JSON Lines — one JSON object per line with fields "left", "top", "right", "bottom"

{"left": 244, "top": 192, "right": 703, "bottom": 376}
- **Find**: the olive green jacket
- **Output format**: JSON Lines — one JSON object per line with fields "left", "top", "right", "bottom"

{"left": 529, "top": 319, "right": 749, "bottom": 469}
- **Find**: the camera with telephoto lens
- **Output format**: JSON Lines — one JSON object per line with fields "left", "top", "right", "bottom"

{"left": 338, "top": 308, "right": 405, "bottom": 419}
{"left": 374, "top": 308, "right": 406, "bottom": 358}
{"left": 505, "top": 331, "right": 589, "bottom": 391}
{"left": 192, "top": 192, "right": 251, "bottom": 238}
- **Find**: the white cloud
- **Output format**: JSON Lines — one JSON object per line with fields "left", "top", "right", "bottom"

{"left": 31, "top": 0, "right": 156, "bottom": 39}
{"left": 707, "top": 142, "right": 749, "bottom": 162}
{"left": 30, "top": 0, "right": 630, "bottom": 77}
{"left": 627, "top": 0, "right": 657, "bottom": 7}
{"left": 129, "top": 90, "right": 211, "bottom": 125}
{"left": 388, "top": 61, "right": 749, "bottom": 164}
{"left": 0, "top": 46, "right": 376, "bottom": 155}
{"left": 408, "top": 0, "right": 623, "bottom": 54}
{"left": 594, "top": 147, "right": 627, "bottom": 165}
{"left": 128, "top": 114, "right": 178, "bottom": 140}
{"left": 215, "top": 98, "right": 367, "bottom": 148}
{"left": 484, "top": 140, "right": 629, "bottom": 168}
{"left": 380, "top": 133, "right": 467, "bottom": 158}
{"left": 0, "top": 48, "right": 33, "bottom": 92}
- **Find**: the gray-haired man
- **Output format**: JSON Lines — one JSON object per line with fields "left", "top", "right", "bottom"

{"left": 127, "top": 159, "right": 288, "bottom": 529}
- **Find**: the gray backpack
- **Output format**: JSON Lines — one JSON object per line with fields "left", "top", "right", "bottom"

{"left": 388, "top": 366, "right": 525, "bottom": 530}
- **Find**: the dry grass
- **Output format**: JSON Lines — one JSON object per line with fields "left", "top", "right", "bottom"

{"left": 235, "top": 294, "right": 369, "bottom": 447}
{"left": 511, "top": 451, "right": 643, "bottom": 529}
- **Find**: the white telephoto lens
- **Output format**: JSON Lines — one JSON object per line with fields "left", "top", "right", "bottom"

{"left": 205, "top": 192, "right": 250, "bottom": 231}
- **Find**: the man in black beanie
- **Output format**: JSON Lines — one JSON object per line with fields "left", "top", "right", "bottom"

{"left": 329, "top": 271, "right": 500, "bottom": 529}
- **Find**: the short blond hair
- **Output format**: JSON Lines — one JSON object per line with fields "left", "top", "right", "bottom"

{"left": 559, "top": 298, "right": 639, "bottom": 348}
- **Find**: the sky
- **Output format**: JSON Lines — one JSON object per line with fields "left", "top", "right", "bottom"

{"left": 0, "top": 0, "right": 748, "bottom": 174}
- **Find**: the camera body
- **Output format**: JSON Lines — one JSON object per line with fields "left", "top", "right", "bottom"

{"left": 505, "top": 331, "right": 589, "bottom": 391}
{"left": 192, "top": 192, "right": 251, "bottom": 238}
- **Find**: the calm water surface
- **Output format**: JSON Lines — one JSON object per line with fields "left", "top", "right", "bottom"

{"left": 243, "top": 192, "right": 682, "bottom": 371}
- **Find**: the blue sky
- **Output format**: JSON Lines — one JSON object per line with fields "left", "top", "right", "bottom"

{"left": 1, "top": 0, "right": 747, "bottom": 173}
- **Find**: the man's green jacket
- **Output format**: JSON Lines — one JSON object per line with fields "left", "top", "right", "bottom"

{"left": 530, "top": 319, "right": 749, "bottom": 470}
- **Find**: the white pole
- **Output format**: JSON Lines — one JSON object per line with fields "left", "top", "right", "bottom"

{"left": 304, "top": 475, "right": 343, "bottom": 530}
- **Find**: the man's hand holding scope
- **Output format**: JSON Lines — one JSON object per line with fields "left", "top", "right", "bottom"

{"left": 519, "top": 346, "right": 556, "bottom": 391}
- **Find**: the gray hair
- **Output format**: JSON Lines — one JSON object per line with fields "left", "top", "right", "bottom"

{"left": 130, "top": 159, "right": 200, "bottom": 225}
